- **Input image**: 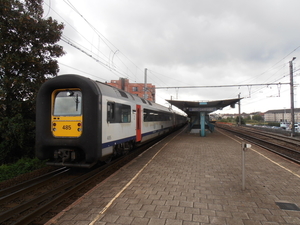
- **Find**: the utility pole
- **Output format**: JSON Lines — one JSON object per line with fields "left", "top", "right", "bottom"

{"left": 144, "top": 68, "right": 147, "bottom": 99}
{"left": 290, "top": 57, "right": 296, "bottom": 137}
{"left": 238, "top": 93, "right": 241, "bottom": 126}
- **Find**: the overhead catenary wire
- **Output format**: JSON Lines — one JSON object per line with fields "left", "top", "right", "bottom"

{"left": 43, "top": 1, "right": 300, "bottom": 112}
{"left": 44, "top": 0, "right": 143, "bottom": 82}
{"left": 58, "top": 62, "right": 108, "bottom": 82}
{"left": 61, "top": 36, "right": 137, "bottom": 80}
{"left": 44, "top": 1, "right": 111, "bottom": 63}
{"left": 154, "top": 82, "right": 290, "bottom": 89}
{"left": 238, "top": 46, "right": 300, "bottom": 85}
{"left": 62, "top": 0, "right": 144, "bottom": 83}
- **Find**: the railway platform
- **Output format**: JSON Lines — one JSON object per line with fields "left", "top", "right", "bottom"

{"left": 46, "top": 127, "right": 300, "bottom": 225}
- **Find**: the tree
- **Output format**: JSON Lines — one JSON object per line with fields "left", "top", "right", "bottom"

{"left": 252, "top": 114, "right": 263, "bottom": 122}
{"left": 0, "top": 0, "right": 65, "bottom": 164}
{"left": 235, "top": 116, "right": 245, "bottom": 125}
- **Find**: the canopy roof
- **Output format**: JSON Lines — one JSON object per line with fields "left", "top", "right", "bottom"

{"left": 167, "top": 98, "right": 241, "bottom": 116}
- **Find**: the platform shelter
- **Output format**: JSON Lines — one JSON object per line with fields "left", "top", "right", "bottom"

{"left": 167, "top": 98, "right": 241, "bottom": 136}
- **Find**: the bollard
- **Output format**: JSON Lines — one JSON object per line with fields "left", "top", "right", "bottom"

{"left": 242, "top": 142, "right": 251, "bottom": 191}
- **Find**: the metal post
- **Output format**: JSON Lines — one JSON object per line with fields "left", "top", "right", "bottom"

{"left": 238, "top": 93, "right": 241, "bottom": 126}
{"left": 290, "top": 58, "right": 296, "bottom": 137}
{"left": 241, "top": 142, "right": 251, "bottom": 191}
{"left": 144, "top": 68, "right": 147, "bottom": 99}
{"left": 242, "top": 142, "right": 246, "bottom": 191}
{"left": 200, "top": 112, "right": 206, "bottom": 137}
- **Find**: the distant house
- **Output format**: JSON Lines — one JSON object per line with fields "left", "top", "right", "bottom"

{"left": 264, "top": 108, "right": 300, "bottom": 123}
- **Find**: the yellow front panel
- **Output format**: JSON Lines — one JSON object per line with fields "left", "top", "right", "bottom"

{"left": 52, "top": 116, "right": 83, "bottom": 137}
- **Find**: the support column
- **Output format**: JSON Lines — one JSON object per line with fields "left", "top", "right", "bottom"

{"left": 200, "top": 112, "right": 206, "bottom": 137}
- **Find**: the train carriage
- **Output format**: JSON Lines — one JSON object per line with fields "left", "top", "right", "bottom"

{"left": 36, "top": 74, "right": 186, "bottom": 168}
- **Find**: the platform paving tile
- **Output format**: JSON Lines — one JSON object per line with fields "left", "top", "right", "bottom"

{"left": 48, "top": 129, "right": 300, "bottom": 225}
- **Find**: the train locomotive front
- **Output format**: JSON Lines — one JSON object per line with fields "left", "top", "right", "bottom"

{"left": 36, "top": 75, "right": 102, "bottom": 168}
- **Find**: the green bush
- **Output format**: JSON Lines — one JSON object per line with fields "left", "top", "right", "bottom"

{"left": 0, "top": 158, "right": 47, "bottom": 182}
{"left": 0, "top": 114, "right": 35, "bottom": 164}
{"left": 267, "top": 122, "right": 280, "bottom": 127}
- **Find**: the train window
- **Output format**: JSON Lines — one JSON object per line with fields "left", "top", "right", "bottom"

{"left": 107, "top": 102, "right": 131, "bottom": 123}
{"left": 143, "top": 109, "right": 172, "bottom": 122}
{"left": 53, "top": 90, "right": 82, "bottom": 116}
{"left": 120, "top": 105, "right": 131, "bottom": 123}
{"left": 107, "top": 102, "right": 115, "bottom": 122}
{"left": 118, "top": 90, "right": 128, "bottom": 98}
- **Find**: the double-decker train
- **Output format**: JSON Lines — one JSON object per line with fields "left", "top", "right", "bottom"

{"left": 36, "top": 74, "right": 187, "bottom": 168}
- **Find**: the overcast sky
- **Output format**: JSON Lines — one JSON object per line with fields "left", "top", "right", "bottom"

{"left": 43, "top": 0, "right": 300, "bottom": 114}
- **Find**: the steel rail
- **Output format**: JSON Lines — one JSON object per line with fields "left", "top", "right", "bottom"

{"left": 217, "top": 125, "right": 300, "bottom": 164}
{"left": 0, "top": 168, "right": 69, "bottom": 204}
{"left": 242, "top": 136, "right": 300, "bottom": 164}
{"left": 0, "top": 128, "right": 184, "bottom": 225}
{"left": 0, "top": 167, "right": 67, "bottom": 197}
{"left": 0, "top": 161, "right": 116, "bottom": 224}
{"left": 12, "top": 141, "right": 157, "bottom": 225}
{"left": 0, "top": 138, "right": 166, "bottom": 224}
{"left": 241, "top": 126, "right": 300, "bottom": 145}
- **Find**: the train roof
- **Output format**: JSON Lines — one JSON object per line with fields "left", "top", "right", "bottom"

{"left": 95, "top": 80, "right": 173, "bottom": 111}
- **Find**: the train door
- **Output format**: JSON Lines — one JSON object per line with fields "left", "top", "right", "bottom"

{"left": 136, "top": 105, "right": 142, "bottom": 142}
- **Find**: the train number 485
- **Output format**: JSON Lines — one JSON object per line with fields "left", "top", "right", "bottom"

{"left": 62, "top": 125, "right": 71, "bottom": 130}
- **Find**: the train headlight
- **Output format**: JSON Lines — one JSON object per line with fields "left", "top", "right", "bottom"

{"left": 77, "top": 123, "right": 82, "bottom": 132}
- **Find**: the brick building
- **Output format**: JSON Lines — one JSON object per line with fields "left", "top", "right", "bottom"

{"left": 107, "top": 78, "right": 156, "bottom": 102}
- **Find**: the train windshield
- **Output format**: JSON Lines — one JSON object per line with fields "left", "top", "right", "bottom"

{"left": 53, "top": 90, "right": 82, "bottom": 116}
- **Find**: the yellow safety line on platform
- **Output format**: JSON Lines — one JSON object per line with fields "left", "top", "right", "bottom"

{"left": 89, "top": 129, "right": 185, "bottom": 225}
{"left": 219, "top": 130, "right": 300, "bottom": 179}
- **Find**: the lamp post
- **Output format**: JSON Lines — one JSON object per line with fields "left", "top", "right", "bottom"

{"left": 289, "top": 57, "right": 296, "bottom": 137}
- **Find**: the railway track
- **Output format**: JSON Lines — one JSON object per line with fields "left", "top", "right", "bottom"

{"left": 216, "top": 124, "right": 300, "bottom": 163}
{"left": 0, "top": 162, "right": 115, "bottom": 224}
{"left": 0, "top": 130, "right": 176, "bottom": 225}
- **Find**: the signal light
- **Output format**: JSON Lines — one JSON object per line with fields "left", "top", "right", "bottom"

{"left": 53, "top": 123, "right": 56, "bottom": 126}
{"left": 77, "top": 123, "right": 81, "bottom": 126}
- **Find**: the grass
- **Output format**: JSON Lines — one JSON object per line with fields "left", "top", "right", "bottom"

{"left": 0, "top": 158, "right": 47, "bottom": 182}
